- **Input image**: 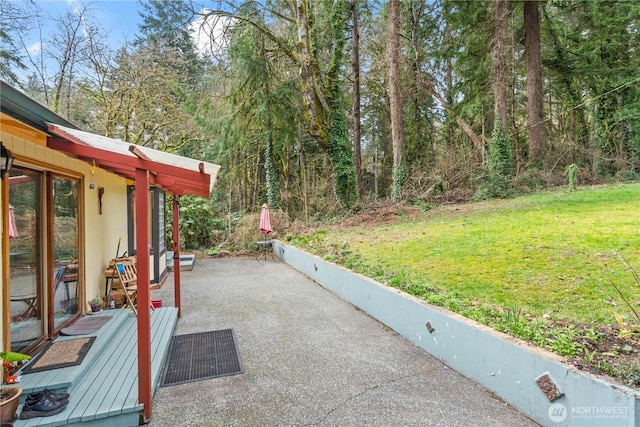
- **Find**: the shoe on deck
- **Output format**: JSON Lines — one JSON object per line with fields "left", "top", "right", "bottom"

{"left": 20, "top": 397, "right": 69, "bottom": 419}
{"left": 25, "top": 388, "right": 70, "bottom": 403}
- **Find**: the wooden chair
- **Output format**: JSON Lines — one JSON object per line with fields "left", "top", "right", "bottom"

{"left": 114, "top": 258, "right": 154, "bottom": 316}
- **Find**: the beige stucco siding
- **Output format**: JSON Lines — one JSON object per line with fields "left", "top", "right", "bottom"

{"left": 83, "top": 168, "right": 128, "bottom": 301}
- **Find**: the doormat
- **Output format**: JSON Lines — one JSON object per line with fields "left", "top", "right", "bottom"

{"left": 61, "top": 316, "right": 112, "bottom": 336}
{"left": 160, "top": 329, "right": 243, "bottom": 387}
{"left": 21, "top": 337, "right": 96, "bottom": 374}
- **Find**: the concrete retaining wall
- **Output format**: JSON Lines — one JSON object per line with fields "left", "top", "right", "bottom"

{"left": 272, "top": 241, "right": 639, "bottom": 427}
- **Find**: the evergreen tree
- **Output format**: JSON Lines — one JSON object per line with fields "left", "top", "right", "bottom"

{"left": 136, "top": 0, "right": 204, "bottom": 87}
{"left": 524, "top": 0, "right": 544, "bottom": 168}
{"left": 388, "top": 0, "right": 406, "bottom": 202}
{"left": 0, "top": 1, "right": 27, "bottom": 85}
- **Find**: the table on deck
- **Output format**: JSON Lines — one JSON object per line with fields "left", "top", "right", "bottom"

{"left": 9, "top": 251, "right": 29, "bottom": 275}
{"left": 10, "top": 292, "right": 37, "bottom": 320}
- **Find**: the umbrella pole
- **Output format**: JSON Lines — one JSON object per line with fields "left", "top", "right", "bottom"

{"left": 263, "top": 231, "right": 268, "bottom": 260}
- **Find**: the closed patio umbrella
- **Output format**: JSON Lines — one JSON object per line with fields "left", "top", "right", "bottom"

{"left": 259, "top": 203, "right": 272, "bottom": 235}
{"left": 258, "top": 204, "right": 272, "bottom": 260}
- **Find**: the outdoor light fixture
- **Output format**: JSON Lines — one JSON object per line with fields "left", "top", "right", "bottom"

{"left": 0, "top": 142, "right": 15, "bottom": 178}
{"left": 89, "top": 159, "right": 96, "bottom": 189}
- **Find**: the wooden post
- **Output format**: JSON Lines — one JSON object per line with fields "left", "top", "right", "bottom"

{"left": 135, "top": 168, "right": 152, "bottom": 422}
{"left": 172, "top": 195, "right": 182, "bottom": 318}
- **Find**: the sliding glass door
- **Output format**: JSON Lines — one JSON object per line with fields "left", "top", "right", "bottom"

{"left": 8, "top": 168, "right": 81, "bottom": 351}
{"left": 8, "top": 168, "right": 44, "bottom": 352}
{"left": 51, "top": 175, "right": 80, "bottom": 331}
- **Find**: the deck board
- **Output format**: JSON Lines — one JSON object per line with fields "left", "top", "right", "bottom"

{"left": 13, "top": 307, "right": 178, "bottom": 427}
{"left": 45, "top": 312, "right": 138, "bottom": 426}
{"left": 16, "top": 311, "right": 129, "bottom": 395}
{"left": 77, "top": 317, "right": 138, "bottom": 422}
{"left": 94, "top": 329, "right": 138, "bottom": 419}
{"left": 111, "top": 307, "right": 176, "bottom": 415}
{"left": 150, "top": 306, "right": 177, "bottom": 390}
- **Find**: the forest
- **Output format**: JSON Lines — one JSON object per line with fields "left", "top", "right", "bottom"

{"left": 1, "top": 0, "right": 639, "bottom": 247}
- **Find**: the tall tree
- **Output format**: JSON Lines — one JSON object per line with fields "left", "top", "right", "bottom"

{"left": 351, "top": 0, "right": 362, "bottom": 195}
{"left": 0, "top": 0, "right": 27, "bottom": 85}
{"left": 493, "top": 0, "right": 509, "bottom": 130}
{"left": 48, "top": 6, "right": 93, "bottom": 115}
{"left": 435, "top": 0, "right": 493, "bottom": 162}
{"left": 107, "top": 45, "right": 200, "bottom": 149}
{"left": 136, "top": 0, "right": 203, "bottom": 86}
{"left": 524, "top": 0, "right": 544, "bottom": 167}
{"left": 357, "top": 5, "right": 393, "bottom": 199}
{"left": 402, "top": 0, "right": 440, "bottom": 190}
{"left": 203, "top": 0, "right": 357, "bottom": 208}
{"left": 489, "top": 0, "right": 511, "bottom": 180}
{"left": 13, "top": 2, "right": 97, "bottom": 115}
{"left": 543, "top": 1, "right": 640, "bottom": 177}
{"left": 388, "top": 0, "right": 405, "bottom": 201}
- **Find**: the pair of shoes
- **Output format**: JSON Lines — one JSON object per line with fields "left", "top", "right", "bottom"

{"left": 25, "top": 388, "right": 70, "bottom": 404}
{"left": 20, "top": 389, "right": 69, "bottom": 420}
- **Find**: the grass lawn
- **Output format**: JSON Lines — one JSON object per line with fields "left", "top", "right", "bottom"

{"left": 294, "top": 183, "right": 640, "bottom": 324}
{"left": 291, "top": 183, "right": 640, "bottom": 385}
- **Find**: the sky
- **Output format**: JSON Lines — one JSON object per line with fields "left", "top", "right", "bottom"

{"left": 35, "top": 0, "right": 146, "bottom": 47}
{"left": 28, "top": 0, "right": 222, "bottom": 58}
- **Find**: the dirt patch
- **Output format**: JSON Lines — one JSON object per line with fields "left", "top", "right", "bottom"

{"left": 567, "top": 322, "right": 640, "bottom": 387}
{"left": 332, "top": 198, "right": 496, "bottom": 229}
{"left": 336, "top": 202, "right": 425, "bottom": 227}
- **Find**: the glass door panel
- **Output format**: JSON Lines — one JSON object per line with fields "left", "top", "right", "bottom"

{"left": 52, "top": 176, "right": 80, "bottom": 330}
{"left": 9, "top": 168, "right": 44, "bottom": 352}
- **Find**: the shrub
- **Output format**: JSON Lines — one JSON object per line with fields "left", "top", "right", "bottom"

{"left": 167, "top": 195, "right": 224, "bottom": 250}
{"left": 473, "top": 175, "right": 514, "bottom": 201}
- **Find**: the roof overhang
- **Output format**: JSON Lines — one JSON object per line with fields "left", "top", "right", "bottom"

{"left": 1, "top": 80, "right": 78, "bottom": 132}
{"left": 48, "top": 124, "right": 220, "bottom": 198}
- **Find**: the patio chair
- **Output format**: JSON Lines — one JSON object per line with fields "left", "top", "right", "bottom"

{"left": 10, "top": 291, "right": 38, "bottom": 321}
{"left": 53, "top": 265, "right": 79, "bottom": 313}
{"left": 114, "top": 258, "right": 154, "bottom": 316}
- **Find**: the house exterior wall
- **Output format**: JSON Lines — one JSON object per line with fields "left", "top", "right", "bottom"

{"left": 1, "top": 126, "right": 129, "bottom": 313}
{"left": 83, "top": 168, "right": 128, "bottom": 299}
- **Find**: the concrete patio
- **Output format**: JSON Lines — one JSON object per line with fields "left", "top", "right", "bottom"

{"left": 149, "top": 257, "right": 537, "bottom": 426}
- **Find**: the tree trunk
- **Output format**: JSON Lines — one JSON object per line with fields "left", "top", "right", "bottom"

{"left": 423, "top": 78, "right": 485, "bottom": 155}
{"left": 388, "top": 0, "right": 405, "bottom": 201}
{"left": 493, "top": 0, "right": 508, "bottom": 130}
{"left": 296, "top": 0, "right": 328, "bottom": 149}
{"left": 261, "top": 32, "right": 279, "bottom": 209}
{"left": 296, "top": 0, "right": 356, "bottom": 208}
{"left": 409, "top": 2, "right": 428, "bottom": 166}
{"left": 351, "top": 0, "right": 362, "bottom": 195}
{"left": 524, "top": 0, "right": 544, "bottom": 166}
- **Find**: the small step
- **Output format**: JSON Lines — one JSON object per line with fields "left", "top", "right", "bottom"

{"left": 166, "top": 251, "right": 195, "bottom": 271}
{"left": 15, "top": 309, "right": 133, "bottom": 401}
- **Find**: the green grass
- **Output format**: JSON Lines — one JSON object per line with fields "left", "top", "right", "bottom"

{"left": 296, "top": 183, "right": 640, "bottom": 324}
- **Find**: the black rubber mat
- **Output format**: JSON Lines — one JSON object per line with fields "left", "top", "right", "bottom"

{"left": 160, "top": 329, "right": 243, "bottom": 386}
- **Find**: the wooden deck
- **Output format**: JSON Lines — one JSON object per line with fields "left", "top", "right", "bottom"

{"left": 12, "top": 307, "right": 178, "bottom": 427}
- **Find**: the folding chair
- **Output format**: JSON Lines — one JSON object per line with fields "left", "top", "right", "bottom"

{"left": 114, "top": 258, "right": 154, "bottom": 316}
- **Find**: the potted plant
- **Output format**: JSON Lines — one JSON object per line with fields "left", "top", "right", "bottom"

{"left": 0, "top": 385, "right": 22, "bottom": 423}
{"left": 89, "top": 296, "right": 102, "bottom": 313}
{"left": 1, "top": 351, "right": 31, "bottom": 383}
